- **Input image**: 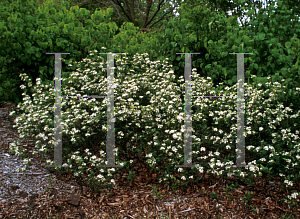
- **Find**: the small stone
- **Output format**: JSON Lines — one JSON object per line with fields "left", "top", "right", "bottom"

{"left": 18, "top": 190, "right": 28, "bottom": 198}
{"left": 67, "top": 194, "right": 80, "bottom": 206}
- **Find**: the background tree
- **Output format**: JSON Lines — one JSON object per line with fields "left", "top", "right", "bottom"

{"left": 277, "top": 0, "right": 300, "bottom": 17}
{"left": 43, "top": 0, "right": 185, "bottom": 34}
{"left": 155, "top": 0, "right": 300, "bottom": 109}
{"left": 181, "top": 0, "right": 273, "bottom": 27}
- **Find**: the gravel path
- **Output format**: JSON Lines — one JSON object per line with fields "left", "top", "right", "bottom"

{"left": 0, "top": 104, "right": 51, "bottom": 204}
{"left": 0, "top": 102, "right": 83, "bottom": 218}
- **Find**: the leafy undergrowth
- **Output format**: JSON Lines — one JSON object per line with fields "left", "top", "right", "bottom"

{"left": 1, "top": 101, "right": 299, "bottom": 219}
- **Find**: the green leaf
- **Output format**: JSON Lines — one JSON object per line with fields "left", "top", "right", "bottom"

{"left": 295, "top": 59, "right": 299, "bottom": 68}
{"left": 221, "top": 52, "right": 227, "bottom": 57}
{"left": 285, "top": 42, "right": 291, "bottom": 49}
{"left": 25, "top": 42, "right": 32, "bottom": 47}
{"left": 5, "top": 80, "right": 11, "bottom": 87}
{"left": 171, "top": 42, "right": 177, "bottom": 47}
{"left": 206, "top": 64, "right": 211, "bottom": 69}
{"left": 258, "top": 33, "right": 265, "bottom": 40}
{"left": 36, "top": 51, "right": 41, "bottom": 58}
{"left": 232, "top": 75, "right": 237, "bottom": 84}
{"left": 243, "top": 35, "right": 249, "bottom": 43}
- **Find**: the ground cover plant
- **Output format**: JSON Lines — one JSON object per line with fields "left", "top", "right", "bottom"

{"left": 8, "top": 50, "right": 300, "bottom": 209}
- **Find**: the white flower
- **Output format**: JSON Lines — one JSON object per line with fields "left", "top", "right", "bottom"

{"left": 90, "top": 155, "right": 97, "bottom": 160}
{"left": 290, "top": 192, "right": 298, "bottom": 199}
{"left": 259, "top": 127, "right": 264, "bottom": 131}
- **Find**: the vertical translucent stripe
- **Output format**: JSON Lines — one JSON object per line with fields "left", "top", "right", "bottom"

{"left": 236, "top": 54, "right": 246, "bottom": 167}
{"left": 183, "top": 54, "right": 193, "bottom": 167}
{"left": 46, "top": 52, "right": 70, "bottom": 168}
{"left": 106, "top": 53, "right": 116, "bottom": 166}
{"left": 228, "top": 52, "right": 253, "bottom": 168}
{"left": 176, "top": 52, "right": 200, "bottom": 167}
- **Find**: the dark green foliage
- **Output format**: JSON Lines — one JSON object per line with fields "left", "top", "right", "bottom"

{"left": 134, "top": 0, "right": 300, "bottom": 119}
{"left": 0, "top": 0, "right": 119, "bottom": 106}
{"left": 148, "top": 0, "right": 300, "bottom": 89}
{"left": 1, "top": 0, "right": 299, "bottom": 118}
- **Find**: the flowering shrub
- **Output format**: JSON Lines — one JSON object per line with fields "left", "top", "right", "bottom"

{"left": 8, "top": 50, "right": 300, "bottom": 192}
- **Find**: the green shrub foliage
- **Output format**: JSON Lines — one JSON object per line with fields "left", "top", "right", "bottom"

{"left": 0, "top": 0, "right": 119, "bottom": 105}
{"left": 8, "top": 51, "right": 300, "bottom": 192}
